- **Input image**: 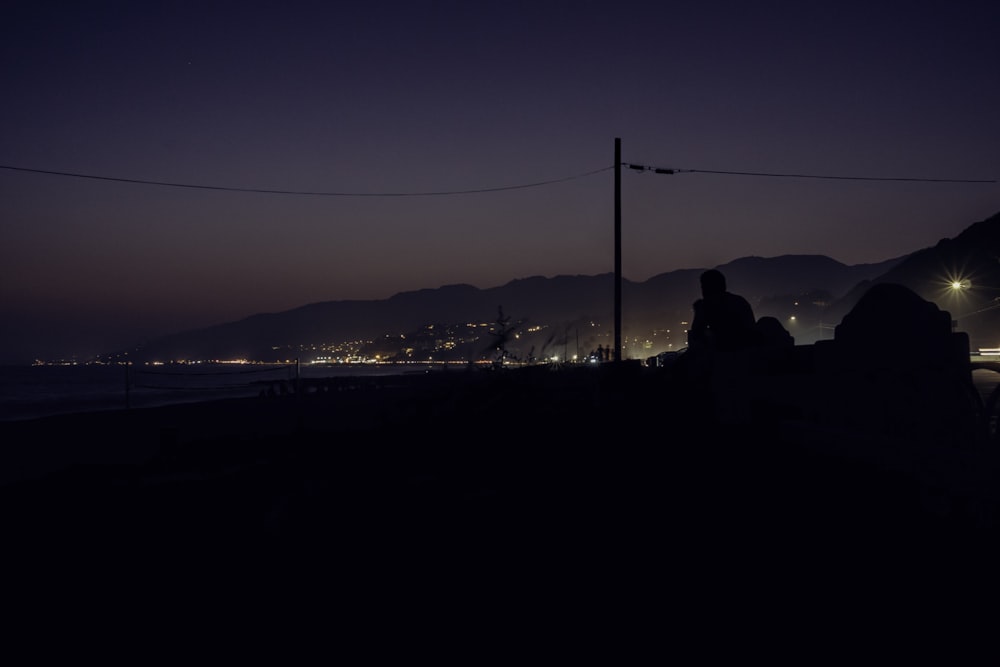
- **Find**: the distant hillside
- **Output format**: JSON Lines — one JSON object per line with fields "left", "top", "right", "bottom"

{"left": 117, "top": 251, "right": 907, "bottom": 363}
{"left": 108, "top": 210, "right": 1000, "bottom": 362}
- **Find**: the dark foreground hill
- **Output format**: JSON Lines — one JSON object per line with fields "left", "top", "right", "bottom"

{"left": 2, "top": 359, "right": 998, "bottom": 644}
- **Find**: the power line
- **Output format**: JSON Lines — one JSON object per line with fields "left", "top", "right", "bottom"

{"left": 0, "top": 164, "right": 616, "bottom": 196}
{"left": 624, "top": 163, "right": 996, "bottom": 183}
{"left": 3, "top": 161, "right": 991, "bottom": 198}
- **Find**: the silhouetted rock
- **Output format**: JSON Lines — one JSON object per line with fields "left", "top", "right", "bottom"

{"left": 834, "top": 282, "right": 957, "bottom": 367}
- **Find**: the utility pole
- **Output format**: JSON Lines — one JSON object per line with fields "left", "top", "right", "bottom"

{"left": 614, "top": 137, "right": 622, "bottom": 362}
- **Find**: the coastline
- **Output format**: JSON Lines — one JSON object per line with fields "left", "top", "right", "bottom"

{"left": 0, "top": 360, "right": 458, "bottom": 423}
{"left": 0, "top": 366, "right": 480, "bottom": 485}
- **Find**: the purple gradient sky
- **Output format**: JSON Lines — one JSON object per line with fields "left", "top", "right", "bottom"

{"left": 1, "top": 1, "right": 998, "bottom": 363}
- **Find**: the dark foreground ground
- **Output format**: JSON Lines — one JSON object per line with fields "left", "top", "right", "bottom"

{"left": 2, "top": 362, "right": 998, "bottom": 654}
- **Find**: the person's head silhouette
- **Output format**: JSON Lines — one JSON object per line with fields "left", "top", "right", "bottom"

{"left": 700, "top": 269, "right": 727, "bottom": 299}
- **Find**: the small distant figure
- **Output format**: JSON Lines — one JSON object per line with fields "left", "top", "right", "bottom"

{"left": 687, "top": 269, "right": 757, "bottom": 354}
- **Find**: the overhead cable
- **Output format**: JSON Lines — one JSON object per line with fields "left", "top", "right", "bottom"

{"left": 0, "top": 164, "right": 616, "bottom": 196}
{"left": 3, "top": 162, "right": 992, "bottom": 196}
{"left": 624, "top": 163, "right": 996, "bottom": 183}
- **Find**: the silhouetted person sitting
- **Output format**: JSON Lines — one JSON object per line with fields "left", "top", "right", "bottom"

{"left": 667, "top": 269, "right": 758, "bottom": 417}
{"left": 687, "top": 269, "right": 757, "bottom": 354}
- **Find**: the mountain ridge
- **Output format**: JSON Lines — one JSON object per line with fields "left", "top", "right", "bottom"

{"left": 115, "top": 255, "right": 901, "bottom": 363}
{"left": 103, "top": 210, "right": 1000, "bottom": 363}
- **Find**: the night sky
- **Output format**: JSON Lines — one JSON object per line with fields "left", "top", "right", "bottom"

{"left": 2, "top": 1, "right": 998, "bottom": 364}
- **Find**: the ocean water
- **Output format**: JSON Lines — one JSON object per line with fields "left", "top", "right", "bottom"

{"left": 5, "top": 359, "right": 1000, "bottom": 424}
{"left": 0, "top": 362, "right": 447, "bottom": 422}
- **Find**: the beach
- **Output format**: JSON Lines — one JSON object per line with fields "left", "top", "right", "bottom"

{"left": 3, "top": 362, "right": 999, "bottom": 644}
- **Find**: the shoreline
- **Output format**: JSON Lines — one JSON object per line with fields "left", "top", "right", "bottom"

{"left": 0, "top": 360, "right": 460, "bottom": 423}
{"left": 0, "top": 364, "right": 616, "bottom": 483}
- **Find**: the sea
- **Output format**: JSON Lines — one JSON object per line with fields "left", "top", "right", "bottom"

{"left": 0, "top": 362, "right": 453, "bottom": 422}
{"left": 4, "top": 357, "right": 1000, "bottom": 424}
